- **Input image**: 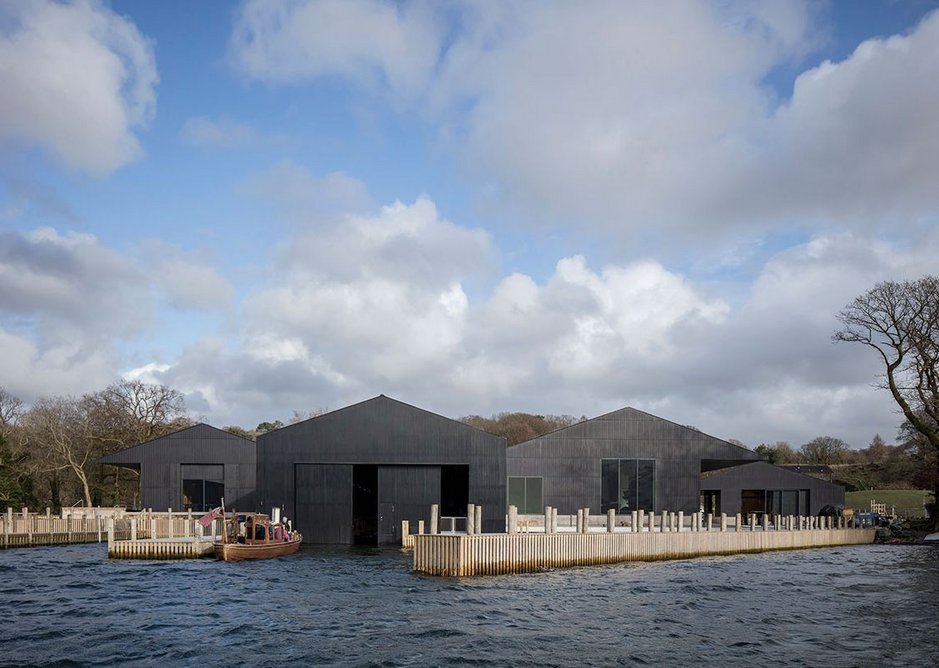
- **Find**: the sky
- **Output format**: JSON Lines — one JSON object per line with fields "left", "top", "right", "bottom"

{"left": 2, "top": 0, "right": 939, "bottom": 449}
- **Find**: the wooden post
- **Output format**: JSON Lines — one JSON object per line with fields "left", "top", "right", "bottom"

{"left": 637, "top": 509, "right": 645, "bottom": 533}
{"left": 648, "top": 510, "right": 656, "bottom": 533}
{"left": 430, "top": 504, "right": 439, "bottom": 535}
{"left": 677, "top": 511, "right": 684, "bottom": 533}
{"left": 630, "top": 510, "right": 638, "bottom": 533}
{"left": 474, "top": 505, "right": 482, "bottom": 534}
{"left": 107, "top": 517, "right": 114, "bottom": 552}
{"left": 466, "top": 504, "right": 475, "bottom": 535}
{"left": 575, "top": 508, "right": 583, "bottom": 534}
{"left": 417, "top": 520, "right": 425, "bottom": 535}
{"left": 763, "top": 514, "right": 770, "bottom": 532}
{"left": 607, "top": 509, "right": 615, "bottom": 533}
{"left": 735, "top": 513, "right": 742, "bottom": 532}
{"left": 749, "top": 513, "right": 756, "bottom": 531}
{"left": 720, "top": 513, "right": 727, "bottom": 532}
{"left": 551, "top": 507, "right": 558, "bottom": 534}
{"left": 508, "top": 505, "right": 518, "bottom": 534}
{"left": 543, "top": 506, "right": 552, "bottom": 534}
{"left": 150, "top": 517, "right": 157, "bottom": 539}
{"left": 131, "top": 518, "right": 138, "bottom": 541}
{"left": 706, "top": 513, "right": 713, "bottom": 532}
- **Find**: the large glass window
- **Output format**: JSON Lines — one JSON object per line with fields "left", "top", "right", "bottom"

{"left": 601, "top": 459, "right": 655, "bottom": 513}
{"left": 507, "top": 477, "right": 544, "bottom": 514}
{"left": 765, "top": 489, "right": 809, "bottom": 516}
{"left": 181, "top": 464, "right": 224, "bottom": 512}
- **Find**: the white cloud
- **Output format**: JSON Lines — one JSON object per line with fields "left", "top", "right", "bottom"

{"left": 143, "top": 241, "right": 235, "bottom": 312}
{"left": 180, "top": 116, "right": 261, "bottom": 149}
{"left": 230, "top": 0, "right": 442, "bottom": 101}
{"left": 227, "top": 1, "right": 939, "bottom": 243}
{"left": 0, "top": 0, "right": 157, "bottom": 174}
{"left": 243, "top": 161, "right": 374, "bottom": 223}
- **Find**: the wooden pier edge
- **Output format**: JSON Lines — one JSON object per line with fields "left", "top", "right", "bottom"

{"left": 412, "top": 528, "right": 878, "bottom": 576}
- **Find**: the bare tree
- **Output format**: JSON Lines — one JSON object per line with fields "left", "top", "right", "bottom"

{"left": 834, "top": 276, "right": 939, "bottom": 525}
{"left": 800, "top": 436, "right": 851, "bottom": 465}
{"left": 0, "top": 387, "right": 23, "bottom": 432}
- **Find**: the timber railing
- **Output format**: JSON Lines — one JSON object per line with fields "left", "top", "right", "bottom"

{"left": 408, "top": 504, "right": 878, "bottom": 576}
{"left": 1, "top": 507, "right": 225, "bottom": 550}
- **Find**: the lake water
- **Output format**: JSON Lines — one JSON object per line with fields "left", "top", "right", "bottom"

{"left": 1, "top": 543, "right": 937, "bottom": 667}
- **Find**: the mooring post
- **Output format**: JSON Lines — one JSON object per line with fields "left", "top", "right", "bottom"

{"left": 704, "top": 512, "right": 712, "bottom": 532}
{"left": 542, "top": 505, "right": 550, "bottom": 533}
{"left": 719, "top": 513, "right": 726, "bottom": 532}
{"left": 466, "top": 504, "right": 475, "bottom": 535}
{"left": 677, "top": 511, "right": 684, "bottom": 532}
{"left": 763, "top": 514, "right": 770, "bottom": 532}
{"left": 507, "top": 505, "right": 518, "bottom": 534}
{"left": 630, "top": 510, "right": 638, "bottom": 532}
{"left": 430, "top": 503, "right": 439, "bottom": 535}
{"left": 107, "top": 517, "right": 114, "bottom": 552}
{"left": 575, "top": 508, "right": 583, "bottom": 534}
{"left": 401, "top": 520, "right": 409, "bottom": 544}
{"left": 606, "top": 509, "right": 615, "bottom": 533}
{"left": 131, "top": 518, "right": 137, "bottom": 541}
{"left": 150, "top": 517, "right": 157, "bottom": 539}
{"left": 474, "top": 505, "right": 482, "bottom": 534}
{"left": 636, "top": 509, "right": 644, "bottom": 533}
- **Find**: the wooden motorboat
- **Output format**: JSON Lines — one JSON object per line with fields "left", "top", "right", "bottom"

{"left": 214, "top": 512, "right": 302, "bottom": 561}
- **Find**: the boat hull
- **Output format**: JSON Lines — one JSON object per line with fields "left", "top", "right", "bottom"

{"left": 214, "top": 538, "right": 302, "bottom": 561}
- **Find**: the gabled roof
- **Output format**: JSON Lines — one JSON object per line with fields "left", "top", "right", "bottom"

{"left": 98, "top": 423, "right": 254, "bottom": 464}
{"left": 262, "top": 394, "right": 504, "bottom": 441}
{"left": 508, "top": 405, "right": 758, "bottom": 461}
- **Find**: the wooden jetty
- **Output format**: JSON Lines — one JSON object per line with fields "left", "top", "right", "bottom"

{"left": 2, "top": 507, "right": 225, "bottom": 559}
{"left": 410, "top": 505, "right": 878, "bottom": 576}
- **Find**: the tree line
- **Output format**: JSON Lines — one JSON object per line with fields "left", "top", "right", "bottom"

{"left": 0, "top": 381, "right": 191, "bottom": 510}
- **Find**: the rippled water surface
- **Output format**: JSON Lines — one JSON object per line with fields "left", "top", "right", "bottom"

{"left": 2, "top": 543, "right": 938, "bottom": 667}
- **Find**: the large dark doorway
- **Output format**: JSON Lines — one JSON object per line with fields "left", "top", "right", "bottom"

{"left": 353, "top": 465, "right": 378, "bottom": 546}
{"left": 440, "top": 465, "right": 469, "bottom": 517}
{"left": 700, "top": 490, "right": 721, "bottom": 515}
{"left": 377, "top": 467, "right": 441, "bottom": 545}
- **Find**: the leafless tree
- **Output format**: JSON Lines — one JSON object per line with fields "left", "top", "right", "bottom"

{"left": 834, "top": 276, "right": 939, "bottom": 525}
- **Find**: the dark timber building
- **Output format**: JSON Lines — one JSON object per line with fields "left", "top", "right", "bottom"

{"left": 99, "top": 423, "right": 257, "bottom": 512}
{"left": 506, "top": 407, "right": 764, "bottom": 515}
{"left": 100, "top": 398, "right": 845, "bottom": 543}
{"left": 700, "top": 461, "right": 845, "bottom": 517}
{"left": 256, "top": 395, "right": 506, "bottom": 545}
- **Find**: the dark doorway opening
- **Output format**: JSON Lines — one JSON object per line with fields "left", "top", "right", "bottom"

{"left": 741, "top": 489, "right": 765, "bottom": 516}
{"left": 440, "top": 465, "right": 469, "bottom": 517}
{"left": 352, "top": 465, "right": 378, "bottom": 546}
{"left": 701, "top": 490, "right": 721, "bottom": 515}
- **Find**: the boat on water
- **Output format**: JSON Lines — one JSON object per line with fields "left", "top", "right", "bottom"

{"left": 925, "top": 532, "right": 939, "bottom": 545}
{"left": 214, "top": 511, "right": 302, "bottom": 561}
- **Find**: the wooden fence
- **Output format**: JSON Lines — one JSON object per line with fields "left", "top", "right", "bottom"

{"left": 1, "top": 507, "right": 224, "bottom": 550}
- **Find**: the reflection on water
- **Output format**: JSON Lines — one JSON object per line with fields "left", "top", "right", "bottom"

{"left": 1, "top": 543, "right": 937, "bottom": 666}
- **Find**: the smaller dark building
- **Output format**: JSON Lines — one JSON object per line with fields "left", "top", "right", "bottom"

{"left": 99, "top": 423, "right": 257, "bottom": 512}
{"left": 699, "top": 461, "right": 844, "bottom": 517}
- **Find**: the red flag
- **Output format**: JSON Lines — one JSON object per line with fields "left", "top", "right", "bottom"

{"left": 198, "top": 507, "right": 222, "bottom": 528}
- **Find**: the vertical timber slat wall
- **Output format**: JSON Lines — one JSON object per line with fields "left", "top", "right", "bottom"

{"left": 413, "top": 527, "right": 876, "bottom": 576}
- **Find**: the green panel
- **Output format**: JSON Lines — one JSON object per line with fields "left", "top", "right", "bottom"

{"left": 525, "top": 477, "right": 543, "bottom": 514}
{"left": 508, "top": 477, "right": 526, "bottom": 511}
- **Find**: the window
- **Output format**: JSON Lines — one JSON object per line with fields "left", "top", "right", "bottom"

{"left": 507, "top": 477, "right": 544, "bottom": 514}
{"left": 765, "top": 489, "right": 810, "bottom": 516}
{"left": 601, "top": 459, "right": 655, "bottom": 513}
{"left": 181, "top": 464, "right": 224, "bottom": 512}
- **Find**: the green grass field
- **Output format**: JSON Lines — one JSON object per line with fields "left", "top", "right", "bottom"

{"left": 845, "top": 489, "right": 934, "bottom": 517}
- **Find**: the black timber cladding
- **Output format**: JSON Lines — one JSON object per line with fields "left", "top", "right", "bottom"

{"left": 98, "top": 423, "right": 257, "bottom": 511}
{"left": 700, "top": 461, "right": 845, "bottom": 515}
{"left": 257, "top": 395, "right": 506, "bottom": 543}
{"left": 506, "top": 407, "right": 761, "bottom": 514}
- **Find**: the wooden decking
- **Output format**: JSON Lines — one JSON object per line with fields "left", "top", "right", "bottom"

{"left": 2, "top": 507, "right": 225, "bottom": 559}
{"left": 410, "top": 508, "right": 878, "bottom": 576}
